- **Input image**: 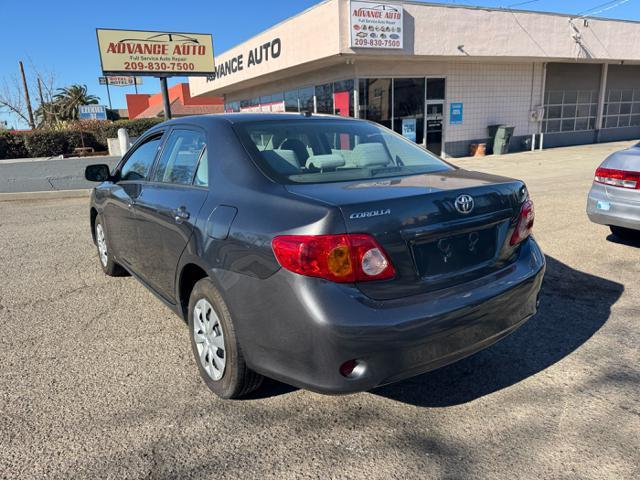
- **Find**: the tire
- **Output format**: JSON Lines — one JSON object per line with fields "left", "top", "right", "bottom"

{"left": 610, "top": 225, "right": 640, "bottom": 241}
{"left": 188, "top": 278, "right": 263, "bottom": 399}
{"left": 94, "top": 216, "right": 126, "bottom": 277}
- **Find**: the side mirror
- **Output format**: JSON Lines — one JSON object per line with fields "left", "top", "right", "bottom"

{"left": 85, "top": 164, "right": 111, "bottom": 182}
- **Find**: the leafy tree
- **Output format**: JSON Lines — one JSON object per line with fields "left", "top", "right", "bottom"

{"left": 53, "top": 84, "right": 99, "bottom": 120}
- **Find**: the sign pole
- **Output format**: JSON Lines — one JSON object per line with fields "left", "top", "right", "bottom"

{"left": 134, "top": 78, "right": 138, "bottom": 94}
{"left": 160, "top": 77, "right": 172, "bottom": 119}
{"left": 105, "top": 81, "right": 113, "bottom": 110}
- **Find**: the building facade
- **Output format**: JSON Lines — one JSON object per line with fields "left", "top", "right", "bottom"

{"left": 126, "top": 83, "right": 223, "bottom": 119}
{"left": 190, "top": 0, "right": 640, "bottom": 157}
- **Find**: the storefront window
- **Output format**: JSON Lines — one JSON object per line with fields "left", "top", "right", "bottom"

{"left": 315, "top": 83, "right": 333, "bottom": 114}
{"left": 393, "top": 78, "right": 425, "bottom": 145}
{"left": 333, "top": 79, "right": 354, "bottom": 117}
{"left": 240, "top": 97, "right": 260, "bottom": 112}
{"left": 359, "top": 78, "right": 392, "bottom": 129}
{"left": 284, "top": 90, "right": 299, "bottom": 112}
{"left": 299, "top": 86, "right": 314, "bottom": 113}
{"left": 225, "top": 101, "right": 240, "bottom": 113}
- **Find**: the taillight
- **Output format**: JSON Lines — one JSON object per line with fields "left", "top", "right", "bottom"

{"left": 271, "top": 234, "right": 396, "bottom": 283}
{"left": 594, "top": 167, "right": 640, "bottom": 189}
{"left": 510, "top": 199, "right": 535, "bottom": 246}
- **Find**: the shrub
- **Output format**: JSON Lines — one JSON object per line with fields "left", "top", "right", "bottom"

{"left": 66, "top": 121, "right": 107, "bottom": 151}
{"left": 24, "top": 131, "right": 69, "bottom": 158}
{"left": 103, "top": 118, "right": 164, "bottom": 139}
{"left": 0, "top": 131, "right": 28, "bottom": 160}
{"left": 0, "top": 118, "right": 164, "bottom": 159}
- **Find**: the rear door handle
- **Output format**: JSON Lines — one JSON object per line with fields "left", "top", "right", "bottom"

{"left": 174, "top": 207, "right": 190, "bottom": 224}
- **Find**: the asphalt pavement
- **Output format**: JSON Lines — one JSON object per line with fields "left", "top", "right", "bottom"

{"left": 0, "top": 142, "right": 638, "bottom": 479}
{"left": 0, "top": 156, "right": 119, "bottom": 193}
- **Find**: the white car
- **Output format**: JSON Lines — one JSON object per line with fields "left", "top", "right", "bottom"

{"left": 587, "top": 144, "right": 640, "bottom": 240}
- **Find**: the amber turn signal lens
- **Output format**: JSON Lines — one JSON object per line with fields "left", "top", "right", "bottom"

{"left": 327, "top": 245, "right": 353, "bottom": 278}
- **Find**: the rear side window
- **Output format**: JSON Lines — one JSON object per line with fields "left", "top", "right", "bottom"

{"left": 152, "top": 129, "right": 206, "bottom": 185}
{"left": 194, "top": 148, "right": 208, "bottom": 187}
{"left": 233, "top": 120, "right": 452, "bottom": 184}
{"left": 120, "top": 136, "right": 162, "bottom": 181}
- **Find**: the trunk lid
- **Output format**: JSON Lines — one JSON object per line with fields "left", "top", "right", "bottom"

{"left": 285, "top": 170, "right": 527, "bottom": 300}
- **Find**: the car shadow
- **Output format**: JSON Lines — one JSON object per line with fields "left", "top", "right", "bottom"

{"left": 371, "top": 255, "right": 623, "bottom": 407}
{"left": 244, "top": 377, "right": 299, "bottom": 400}
{"left": 606, "top": 233, "right": 640, "bottom": 248}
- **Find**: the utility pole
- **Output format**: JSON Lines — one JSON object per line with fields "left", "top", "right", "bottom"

{"left": 19, "top": 61, "right": 35, "bottom": 129}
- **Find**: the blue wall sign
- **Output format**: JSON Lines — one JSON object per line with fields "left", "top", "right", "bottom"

{"left": 450, "top": 102, "right": 463, "bottom": 125}
{"left": 79, "top": 105, "right": 107, "bottom": 120}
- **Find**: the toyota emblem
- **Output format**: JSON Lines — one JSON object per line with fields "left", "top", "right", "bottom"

{"left": 454, "top": 194, "right": 475, "bottom": 214}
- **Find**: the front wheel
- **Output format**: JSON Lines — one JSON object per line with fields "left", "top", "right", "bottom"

{"left": 610, "top": 225, "right": 640, "bottom": 241}
{"left": 94, "top": 216, "right": 126, "bottom": 276}
{"left": 188, "top": 278, "right": 263, "bottom": 399}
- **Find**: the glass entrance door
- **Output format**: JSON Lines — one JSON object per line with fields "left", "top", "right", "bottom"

{"left": 425, "top": 78, "right": 445, "bottom": 156}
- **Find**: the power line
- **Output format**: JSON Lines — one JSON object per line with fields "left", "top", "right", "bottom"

{"left": 576, "top": 0, "right": 632, "bottom": 18}
{"left": 507, "top": 0, "right": 543, "bottom": 8}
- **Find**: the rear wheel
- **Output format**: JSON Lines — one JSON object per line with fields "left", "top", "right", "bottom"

{"left": 610, "top": 225, "right": 640, "bottom": 241}
{"left": 94, "top": 216, "right": 126, "bottom": 276}
{"left": 188, "top": 278, "right": 263, "bottom": 399}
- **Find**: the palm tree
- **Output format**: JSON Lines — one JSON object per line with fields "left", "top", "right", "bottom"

{"left": 53, "top": 84, "right": 99, "bottom": 120}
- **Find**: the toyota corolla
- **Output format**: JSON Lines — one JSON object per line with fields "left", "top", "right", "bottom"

{"left": 85, "top": 114, "right": 545, "bottom": 399}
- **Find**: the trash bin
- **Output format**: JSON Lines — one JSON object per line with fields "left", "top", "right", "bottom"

{"left": 488, "top": 125, "right": 515, "bottom": 155}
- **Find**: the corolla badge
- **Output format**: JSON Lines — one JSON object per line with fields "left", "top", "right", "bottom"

{"left": 349, "top": 208, "right": 391, "bottom": 219}
{"left": 454, "top": 194, "right": 474, "bottom": 214}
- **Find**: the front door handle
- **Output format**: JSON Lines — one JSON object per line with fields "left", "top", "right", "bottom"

{"left": 174, "top": 207, "right": 190, "bottom": 224}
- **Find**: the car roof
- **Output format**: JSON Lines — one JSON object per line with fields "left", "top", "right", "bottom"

{"left": 157, "top": 112, "right": 360, "bottom": 127}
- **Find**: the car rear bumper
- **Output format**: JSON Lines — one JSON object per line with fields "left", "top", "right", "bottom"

{"left": 220, "top": 237, "right": 545, "bottom": 394}
{"left": 587, "top": 183, "right": 640, "bottom": 231}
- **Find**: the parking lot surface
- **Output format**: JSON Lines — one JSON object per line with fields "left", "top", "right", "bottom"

{"left": 1, "top": 141, "right": 639, "bottom": 479}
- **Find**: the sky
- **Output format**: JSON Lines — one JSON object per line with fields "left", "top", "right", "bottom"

{"left": 0, "top": 0, "right": 638, "bottom": 128}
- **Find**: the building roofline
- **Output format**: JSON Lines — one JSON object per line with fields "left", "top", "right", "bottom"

{"left": 398, "top": 1, "right": 640, "bottom": 25}
{"left": 212, "top": 0, "right": 640, "bottom": 60}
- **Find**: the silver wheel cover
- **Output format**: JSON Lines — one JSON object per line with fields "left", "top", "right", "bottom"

{"left": 193, "top": 298, "right": 226, "bottom": 381}
{"left": 96, "top": 223, "right": 108, "bottom": 267}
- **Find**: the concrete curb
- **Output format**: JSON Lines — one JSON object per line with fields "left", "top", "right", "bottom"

{"left": 0, "top": 189, "right": 91, "bottom": 202}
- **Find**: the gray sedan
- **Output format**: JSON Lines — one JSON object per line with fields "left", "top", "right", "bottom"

{"left": 84, "top": 113, "right": 545, "bottom": 399}
{"left": 587, "top": 144, "right": 640, "bottom": 240}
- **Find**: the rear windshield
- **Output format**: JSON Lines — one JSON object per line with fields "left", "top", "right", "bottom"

{"left": 233, "top": 119, "right": 453, "bottom": 184}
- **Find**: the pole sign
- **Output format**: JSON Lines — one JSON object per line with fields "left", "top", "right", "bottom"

{"left": 350, "top": 1, "right": 403, "bottom": 49}
{"left": 98, "top": 76, "right": 143, "bottom": 86}
{"left": 79, "top": 105, "right": 107, "bottom": 120}
{"left": 96, "top": 29, "right": 215, "bottom": 76}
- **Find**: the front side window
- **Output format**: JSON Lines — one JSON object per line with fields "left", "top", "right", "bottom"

{"left": 119, "top": 135, "right": 163, "bottom": 181}
{"left": 152, "top": 129, "right": 206, "bottom": 185}
{"left": 233, "top": 120, "right": 453, "bottom": 185}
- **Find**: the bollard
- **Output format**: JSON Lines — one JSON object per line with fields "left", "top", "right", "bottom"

{"left": 117, "top": 128, "right": 131, "bottom": 156}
